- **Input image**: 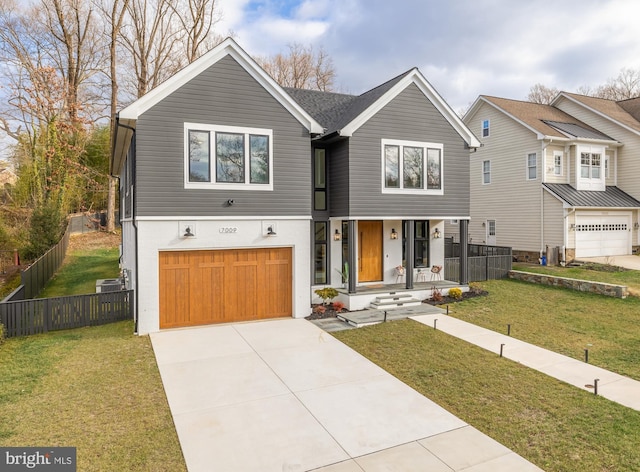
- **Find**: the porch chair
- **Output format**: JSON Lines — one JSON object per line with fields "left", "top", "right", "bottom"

{"left": 395, "top": 266, "right": 405, "bottom": 283}
{"left": 430, "top": 265, "right": 443, "bottom": 281}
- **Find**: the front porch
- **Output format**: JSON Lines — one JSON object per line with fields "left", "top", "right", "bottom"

{"left": 335, "top": 279, "right": 464, "bottom": 311}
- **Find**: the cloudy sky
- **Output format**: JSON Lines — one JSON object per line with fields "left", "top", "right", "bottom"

{"left": 216, "top": 0, "right": 640, "bottom": 112}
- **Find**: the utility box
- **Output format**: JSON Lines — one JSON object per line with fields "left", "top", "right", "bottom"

{"left": 95, "top": 278, "right": 124, "bottom": 293}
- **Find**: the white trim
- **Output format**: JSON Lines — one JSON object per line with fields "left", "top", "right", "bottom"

{"left": 329, "top": 216, "right": 470, "bottom": 221}
{"left": 184, "top": 122, "right": 274, "bottom": 190}
{"left": 118, "top": 38, "right": 323, "bottom": 134}
{"left": 136, "top": 215, "right": 312, "bottom": 221}
{"left": 342, "top": 69, "right": 480, "bottom": 148}
{"left": 381, "top": 138, "right": 444, "bottom": 195}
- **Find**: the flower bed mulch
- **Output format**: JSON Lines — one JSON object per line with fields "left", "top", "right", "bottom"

{"left": 423, "top": 289, "right": 488, "bottom": 306}
{"left": 306, "top": 303, "right": 347, "bottom": 320}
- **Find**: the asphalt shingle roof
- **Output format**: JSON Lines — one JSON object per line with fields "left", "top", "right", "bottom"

{"left": 560, "top": 93, "right": 640, "bottom": 135}
{"left": 481, "top": 96, "right": 616, "bottom": 141}
{"left": 285, "top": 69, "right": 414, "bottom": 136}
{"left": 544, "top": 184, "right": 640, "bottom": 208}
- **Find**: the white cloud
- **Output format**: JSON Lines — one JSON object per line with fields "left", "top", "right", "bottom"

{"left": 216, "top": 0, "right": 640, "bottom": 111}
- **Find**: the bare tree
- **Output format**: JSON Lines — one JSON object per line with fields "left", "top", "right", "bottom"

{"left": 257, "top": 43, "right": 336, "bottom": 91}
{"left": 526, "top": 83, "right": 559, "bottom": 104}
{"left": 171, "top": 0, "right": 223, "bottom": 64}
{"left": 593, "top": 68, "right": 640, "bottom": 101}
{"left": 120, "top": 0, "right": 182, "bottom": 98}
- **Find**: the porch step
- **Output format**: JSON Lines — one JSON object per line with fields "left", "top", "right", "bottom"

{"left": 369, "top": 292, "right": 423, "bottom": 310}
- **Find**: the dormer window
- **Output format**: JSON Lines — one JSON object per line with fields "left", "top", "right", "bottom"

{"left": 581, "top": 151, "right": 601, "bottom": 179}
{"left": 576, "top": 145, "right": 605, "bottom": 191}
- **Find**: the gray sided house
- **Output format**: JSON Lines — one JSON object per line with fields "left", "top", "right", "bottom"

{"left": 461, "top": 95, "right": 640, "bottom": 262}
{"left": 112, "top": 38, "right": 480, "bottom": 334}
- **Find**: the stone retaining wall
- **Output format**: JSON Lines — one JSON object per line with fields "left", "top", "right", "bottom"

{"left": 509, "top": 270, "right": 628, "bottom": 299}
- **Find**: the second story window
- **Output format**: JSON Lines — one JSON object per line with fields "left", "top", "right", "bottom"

{"left": 581, "top": 152, "right": 601, "bottom": 179}
{"left": 382, "top": 139, "right": 443, "bottom": 195}
{"left": 185, "top": 123, "right": 273, "bottom": 190}
{"left": 554, "top": 152, "right": 563, "bottom": 176}
{"left": 482, "top": 160, "right": 491, "bottom": 184}
{"left": 314, "top": 149, "right": 326, "bottom": 211}
{"left": 482, "top": 119, "right": 490, "bottom": 138}
{"left": 527, "top": 153, "right": 537, "bottom": 180}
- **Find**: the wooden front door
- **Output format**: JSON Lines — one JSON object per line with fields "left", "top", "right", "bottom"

{"left": 358, "top": 220, "right": 383, "bottom": 282}
{"left": 159, "top": 248, "right": 292, "bottom": 329}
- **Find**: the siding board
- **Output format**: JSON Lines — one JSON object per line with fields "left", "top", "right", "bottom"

{"left": 135, "top": 55, "right": 312, "bottom": 217}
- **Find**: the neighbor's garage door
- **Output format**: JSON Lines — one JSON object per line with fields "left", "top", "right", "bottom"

{"left": 159, "top": 248, "right": 292, "bottom": 329}
{"left": 575, "top": 213, "right": 631, "bottom": 258}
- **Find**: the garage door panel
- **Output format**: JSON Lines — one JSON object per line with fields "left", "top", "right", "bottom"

{"left": 159, "top": 248, "right": 292, "bottom": 328}
{"left": 575, "top": 213, "right": 631, "bottom": 258}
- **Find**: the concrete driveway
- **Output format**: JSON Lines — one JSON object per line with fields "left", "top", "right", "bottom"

{"left": 151, "top": 318, "right": 541, "bottom": 471}
{"left": 579, "top": 254, "right": 640, "bottom": 270}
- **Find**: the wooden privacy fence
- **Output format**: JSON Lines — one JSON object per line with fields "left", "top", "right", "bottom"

{"left": 445, "top": 255, "right": 512, "bottom": 283}
{"left": 0, "top": 290, "right": 133, "bottom": 338}
{"left": 18, "top": 224, "right": 71, "bottom": 300}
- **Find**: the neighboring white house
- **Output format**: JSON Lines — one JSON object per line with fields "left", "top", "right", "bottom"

{"left": 460, "top": 94, "right": 640, "bottom": 262}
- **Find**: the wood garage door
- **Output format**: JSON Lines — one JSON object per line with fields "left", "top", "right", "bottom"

{"left": 159, "top": 247, "right": 292, "bottom": 329}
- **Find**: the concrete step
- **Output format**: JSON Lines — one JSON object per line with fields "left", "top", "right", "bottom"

{"left": 369, "top": 293, "right": 423, "bottom": 309}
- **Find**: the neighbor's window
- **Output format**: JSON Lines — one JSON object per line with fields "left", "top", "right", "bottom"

{"left": 482, "top": 119, "right": 490, "bottom": 138}
{"left": 382, "top": 139, "right": 443, "bottom": 194}
{"left": 554, "top": 152, "right": 563, "bottom": 176}
{"left": 482, "top": 160, "right": 491, "bottom": 184}
{"left": 185, "top": 123, "right": 273, "bottom": 190}
{"left": 581, "top": 151, "right": 602, "bottom": 179}
{"left": 527, "top": 153, "right": 537, "bottom": 180}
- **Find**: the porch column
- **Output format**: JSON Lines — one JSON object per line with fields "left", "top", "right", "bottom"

{"left": 405, "top": 220, "right": 414, "bottom": 289}
{"left": 460, "top": 219, "right": 469, "bottom": 284}
{"left": 347, "top": 220, "right": 357, "bottom": 293}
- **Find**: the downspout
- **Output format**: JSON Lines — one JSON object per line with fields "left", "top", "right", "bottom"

{"left": 114, "top": 114, "right": 139, "bottom": 334}
{"left": 540, "top": 139, "right": 549, "bottom": 258}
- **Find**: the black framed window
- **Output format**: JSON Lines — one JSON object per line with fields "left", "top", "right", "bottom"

{"left": 314, "top": 148, "right": 326, "bottom": 211}
{"left": 314, "top": 222, "right": 328, "bottom": 284}
{"left": 402, "top": 220, "right": 430, "bottom": 267}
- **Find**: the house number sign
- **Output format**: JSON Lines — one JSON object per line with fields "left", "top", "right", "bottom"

{"left": 219, "top": 227, "right": 238, "bottom": 233}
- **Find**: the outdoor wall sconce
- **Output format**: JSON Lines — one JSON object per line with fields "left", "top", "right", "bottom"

{"left": 333, "top": 229, "right": 341, "bottom": 241}
{"left": 183, "top": 227, "right": 195, "bottom": 237}
{"left": 267, "top": 225, "right": 277, "bottom": 236}
{"left": 226, "top": 199, "right": 234, "bottom": 206}
{"left": 570, "top": 223, "right": 576, "bottom": 231}
{"left": 635, "top": 222, "right": 639, "bottom": 229}
{"left": 390, "top": 228, "right": 398, "bottom": 240}
{"left": 432, "top": 228, "right": 441, "bottom": 239}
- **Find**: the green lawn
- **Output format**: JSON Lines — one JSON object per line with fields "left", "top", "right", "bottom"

{"left": 0, "top": 321, "right": 187, "bottom": 472}
{"left": 39, "top": 247, "right": 120, "bottom": 297}
{"left": 449, "top": 279, "right": 640, "bottom": 381}
{"left": 334, "top": 319, "right": 640, "bottom": 472}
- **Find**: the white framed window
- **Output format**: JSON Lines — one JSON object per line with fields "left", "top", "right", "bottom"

{"left": 482, "top": 160, "right": 491, "bottom": 184}
{"left": 382, "top": 139, "right": 443, "bottom": 195}
{"left": 184, "top": 123, "right": 273, "bottom": 190}
{"left": 580, "top": 151, "right": 601, "bottom": 179}
{"left": 482, "top": 119, "right": 490, "bottom": 138}
{"left": 553, "top": 151, "right": 563, "bottom": 176}
{"left": 527, "top": 153, "right": 537, "bottom": 180}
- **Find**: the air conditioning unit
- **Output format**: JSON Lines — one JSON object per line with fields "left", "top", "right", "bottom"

{"left": 96, "top": 278, "right": 124, "bottom": 293}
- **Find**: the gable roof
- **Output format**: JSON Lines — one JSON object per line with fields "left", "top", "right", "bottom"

{"left": 112, "top": 37, "right": 324, "bottom": 174}
{"left": 544, "top": 183, "right": 640, "bottom": 209}
{"left": 287, "top": 69, "right": 481, "bottom": 147}
{"left": 468, "top": 96, "right": 617, "bottom": 143}
{"left": 553, "top": 92, "right": 640, "bottom": 136}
